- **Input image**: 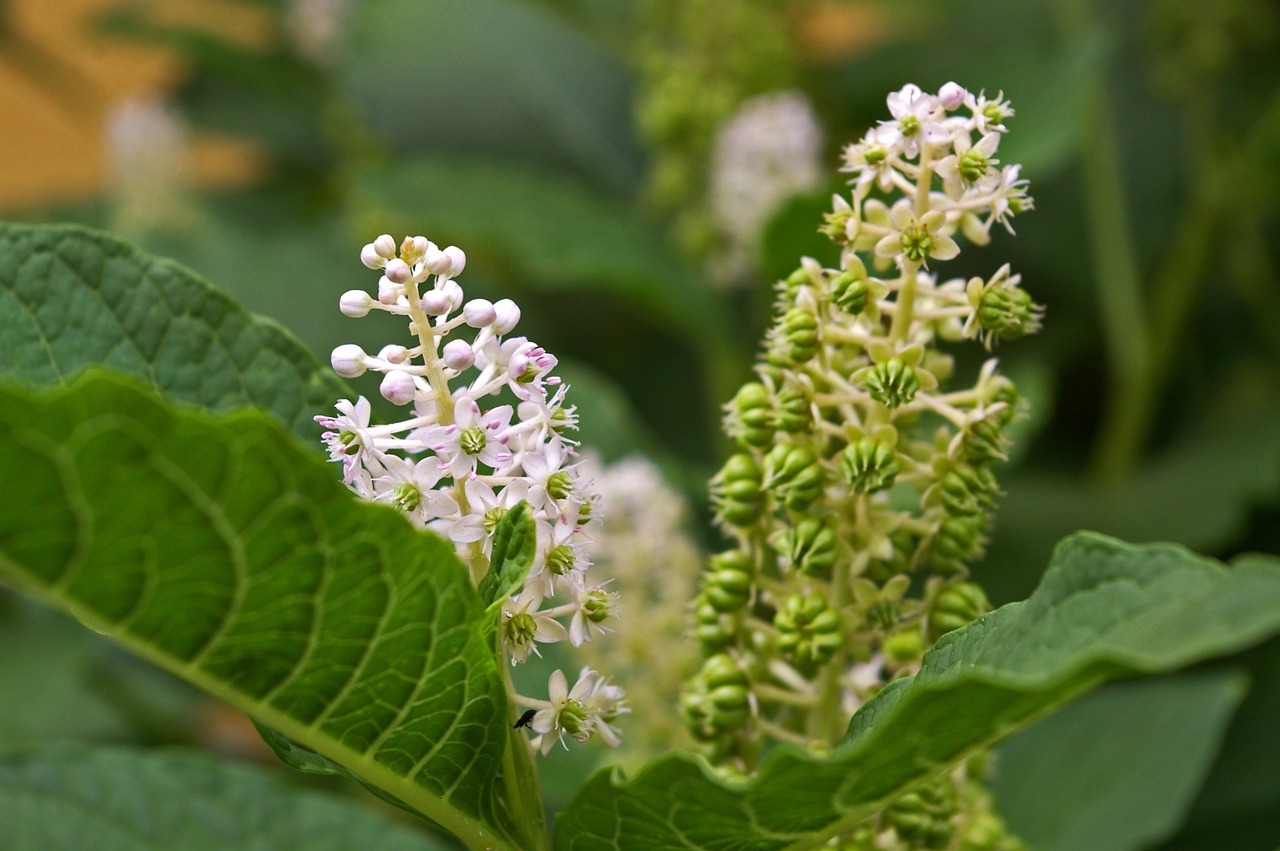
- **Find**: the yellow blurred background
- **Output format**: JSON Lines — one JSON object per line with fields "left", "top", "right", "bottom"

{"left": 0, "top": 0, "right": 263, "bottom": 212}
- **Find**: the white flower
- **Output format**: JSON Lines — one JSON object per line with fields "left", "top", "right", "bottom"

{"left": 528, "top": 667, "right": 626, "bottom": 755}
{"left": 875, "top": 83, "right": 949, "bottom": 160}
{"left": 873, "top": 200, "right": 960, "bottom": 266}
{"left": 423, "top": 396, "right": 514, "bottom": 479}
{"left": 567, "top": 581, "right": 617, "bottom": 647}
{"left": 502, "top": 591, "right": 569, "bottom": 664}
{"left": 935, "top": 131, "right": 1002, "bottom": 199}
{"left": 315, "top": 397, "right": 382, "bottom": 492}
{"left": 372, "top": 455, "right": 458, "bottom": 526}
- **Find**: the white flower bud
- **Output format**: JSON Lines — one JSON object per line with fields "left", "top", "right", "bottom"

{"left": 442, "top": 338, "right": 476, "bottom": 370}
{"left": 442, "top": 246, "right": 467, "bottom": 277}
{"left": 463, "top": 298, "right": 496, "bottom": 328}
{"left": 440, "top": 280, "right": 464, "bottom": 312}
{"left": 938, "top": 81, "right": 966, "bottom": 111}
{"left": 360, "top": 243, "right": 384, "bottom": 269}
{"left": 378, "top": 344, "right": 409, "bottom": 364}
{"left": 422, "top": 289, "right": 452, "bottom": 316}
{"left": 339, "top": 289, "right": 372, "bottom": 317}
{"left": 425, "top": 245, "right": 451, "bottom": 276}
{"left": 380, "top": 370, "right": 417, "bottom": 406}
{"left": 492, "top": 298, "right": 521, "bottom": 334}
{"left": 377, "top": 276, "right": 402, "bottom": 305}
{"left": 400, "top": 235, "right": 430, "bottom": 265}
{"left": 385, "top": 258, "right": 412, "bottom": 285}
{"left": 331, "top": 343, "right": 368, "bottom": 378}
{"left": 373, "top": 233, "right": 397, "bottom": 258}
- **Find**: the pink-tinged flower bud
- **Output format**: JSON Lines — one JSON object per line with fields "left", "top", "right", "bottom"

{"left": 422, "top": 289, "right": 451, "bottom": 316}
{"left": 492, "top": 298, "right": 521, "bottom": 334}
{"left": 331, "top": 344, "right": 368, "bottom": 378}
{"left": 360, "top": 242, "right": 384, "bottom": 269}
{"left": 463, "top": 298, "right": 496, "bottom": 328}
{"left": 442, "top": 339, "right": 476, "bottom": 370}
{"left": 339, "top": 289, "right": 372, "bottom": 317}
{"left": 442, "top": 246, "right": 467, "bottom": 277}
{"left": 441, "top": 280, "right": 464, "bottom": 312}
{"left": 377, "top": 276, "right": 401, "bottom": 305}
{"left": 378, "top": 344, "right": 409, "bottom": 364}
{"left": 380, "top": 370, "right": 417, "bottom": 406}
{"left": 938, "top": 81, "right": 966, "bottom": 111}
{"left": 425, "top": 246, "right": 451, "bottom": 276}
{"left": 373, "top": 233, "right": 397, "bottom": 258}
{"left": 385, "top": 258, "right": 412, "bottom": 285}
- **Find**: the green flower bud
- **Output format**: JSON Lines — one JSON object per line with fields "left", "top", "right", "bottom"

{"left": 779, "top": 308, "right": 820, "bottom": 364}
{"left": 865, "top": 358, "right": 919, "bottom": 408}
{"left": 764, "top": 442, "right": 824, "bottom": 510}
{"left": 929, "top": 581, "right": 990, "bottom": 640}
{"left": 775, "top": 593, "right": 842, "bottom": 670}
{"left": 703, "top": 550, "right": 755, "bottom": 612}
{"left": 929, "top": 514, "right": 987, "bottom": 575}
{"left": 773, "top": 384, "right": 812, "bottom": 433}
{"left": 830, "top": 270, "right": 869, "bottom": 315}
{"left": 990, "top": 377, "right": 1021, "bottom": 425}
{"left": 712, "top": 453, "right": 764, "bottom": 527}
{"left": 783, "top": 266, "right": 811, "bottom": 299}
{"left": 779, "top": 517, "right": 838, "bottom": 578}
{"left": 839, "top": 438, "right": 900, "bottom": 493}
{"left": 730, "top": 382, "right": 775, "bottom": 448}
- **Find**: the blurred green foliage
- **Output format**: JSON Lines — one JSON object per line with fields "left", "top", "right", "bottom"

{"left": 3, "top": 0, "right": 1278, "bottom": 846}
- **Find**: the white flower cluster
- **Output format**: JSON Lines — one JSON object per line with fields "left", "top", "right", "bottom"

{"left": 836, "top": 83, "right": 1031, "bottom": 263}
{"left": 105, "top": 94, "right": 192, "bottom": 234}
{"left": 316, "top": 234, "right": 625, "bottom": 754}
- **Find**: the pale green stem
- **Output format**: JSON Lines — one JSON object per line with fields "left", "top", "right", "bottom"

{"left": 499, "top": 660, "right": 550, "bottom": 851}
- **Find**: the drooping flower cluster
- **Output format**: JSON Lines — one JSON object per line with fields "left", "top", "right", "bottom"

{"left": 316, "top": 235, "right": 625, "bottom": 753}
{"left": 683, "top": 83, "right": 1037, "bottom": 848}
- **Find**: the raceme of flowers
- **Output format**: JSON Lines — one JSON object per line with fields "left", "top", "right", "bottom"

{"left": 316, "top": 235, "right": 625, "bottom": 754}
{"left": 684, "top": 82, "right": 1038, "bottom": 849}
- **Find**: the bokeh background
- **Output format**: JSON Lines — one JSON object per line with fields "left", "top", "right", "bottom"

{"left": 2, "top": 0, "right": 1278, "bottom": 848}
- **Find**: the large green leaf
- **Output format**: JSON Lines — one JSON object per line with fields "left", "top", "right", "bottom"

{"left": 0, "top": 372, "right": 528, "bottom": 851}
{"left": 553, "top": 534, "right": 1280, "bottom": 850}
{"left": 0, "top": 746, "right": 453, "bottom": 851}
{"left": 0, "top": 221, "right": 348, "bottom": 440}
{"left": 993, "top": 670, "right": 1246, "bottom": 851}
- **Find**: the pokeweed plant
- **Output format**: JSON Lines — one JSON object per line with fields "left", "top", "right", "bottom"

{"left": 1, "top": 82, "right": 1280, "bottom": 851}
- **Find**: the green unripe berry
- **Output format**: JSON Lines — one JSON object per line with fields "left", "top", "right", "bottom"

{"left": 730, "top": 382, "right": 775, "bottom": 448}
{"left": 929, "top": 581, "right": 991, "bottom": 640}
{"left": 779, "top": 308, "right": 820, "bottom": 364}
{"left": 865, "top": 358, "right": 919, "bottom": 408}
{"left": 929, "top": 514, "right": 987, "bottom": 575}
{"left": 938, "top": 465, "right": 998, "bottom": 516}
{"left": 773, "top": 384, "right": 812, "bottom": 433}
{"left": 958, "top": 147, "right": 991, "bottom": 183}
{"left": 976, "top": 284, "right": 1041, "bottom": 341}
{"left": 459, "top": 425, "right": 486, "bottom": 456}
{"left": 713, "top": 453, "right": 764, "bottom": 527}
{"left": 830, "top": 270, "right": 869, "bottom": 315}
{"left": 764, "top": 442, "right": 825, "bottom": 511}
{"left": 704, "top": 550, "right": 755, "bottom": 612}
{"left": 883, "top": 630, "right": 923, "bottom": 665}
{"left": 391, "top": 482, "right": 421, "bottom": 513}
{"left": 779, "top": 517, "right": 838, "bottom": 578}
{"left": 694, "top": 600, "right": 738, "bottom": 651}
{"left": 775, "top": 593, "right": 842, "bottom": 670}
{"left": 546, "top": 470, "right": 574, "bottom": 500}
{"left": 547, "top": 543, "right": 576, "bottom": 575}
{"left": 964, "top": 418, "right": 1008, "bottom": 464}
{"left": 840, "top": 438, "right": 900, "bottom": 494}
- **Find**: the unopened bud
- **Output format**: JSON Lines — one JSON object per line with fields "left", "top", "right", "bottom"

{"left": 339, "top": 289, "right": 372, "bottom": 317}
{"left": 442, "top": 339, "right": 475, "bottom": 371}
{"left": 330, "top": 344, "right": 367, "bottom": 378}
{"left": 380, "top": 370, "right": 417, "bottom": 406}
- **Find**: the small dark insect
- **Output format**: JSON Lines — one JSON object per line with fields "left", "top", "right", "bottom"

{"left": 513, "top": 709, "right": 537, "bottom": 729}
